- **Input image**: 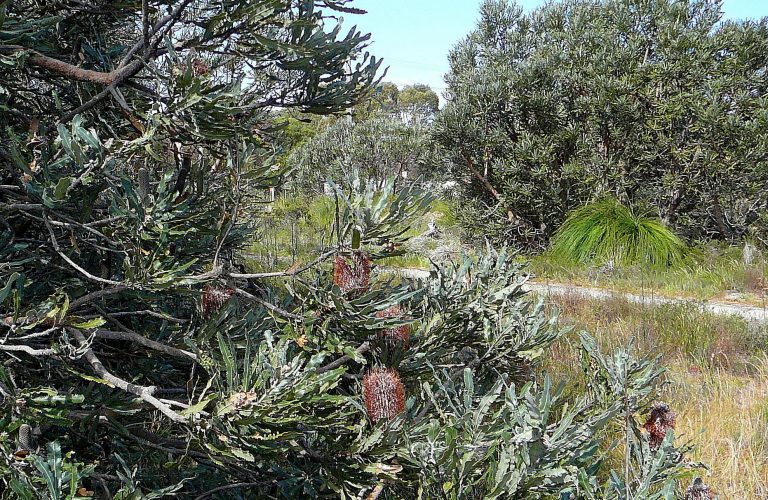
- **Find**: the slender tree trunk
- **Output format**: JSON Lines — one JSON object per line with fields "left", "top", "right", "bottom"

{"left": 663, "top": 185, "right": 684, "bottom": 226}
{"left": 711, "top": 195, "right": 733, "bottom": 240}
{"left": 460, "top": 152, "right": 521, "bottom": 224}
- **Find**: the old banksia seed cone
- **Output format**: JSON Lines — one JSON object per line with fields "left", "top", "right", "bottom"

{"left": 685, "top": 478, "right": 715, "bottom": 500}
{"left": 363, "top": 367, "right": 405, "bottom": 423}
{"left": 375, "top": 305, "right": 410, "bottom": 348}
{"left": 202, "top": 285, "right": 234, "bottom": 318}
{"left": 333, "top": 250, "right": 371, "bottom": 294}
{"left": 14, "top": 423, "right": 32, "bottom": 460}
{"left": 643, "top": 401, "right": 676, "bottom": 449}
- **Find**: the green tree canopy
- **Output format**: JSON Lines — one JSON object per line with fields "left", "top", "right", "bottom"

{"left": 398, "top": 83, "right": 440, "bottom": 125}
{"left": 288, "top": 115, "right": 435, "bottom": 191}
{"left": 287, "top": 81, "right": 441, "bottom": 191}
{"left": 435, "top": 0, "right": 768, "bottom": 248}
{"left": 353, "top": 81, "right": 440, "bottom": 123}
{"left": 353, "top": 81, "right": 402, "bottom": 120}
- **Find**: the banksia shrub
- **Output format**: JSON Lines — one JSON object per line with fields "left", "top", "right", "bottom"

{"left": 202, "top": 285, "right": 234, "bottom": 318}
{"left": 333, "top": 250, "right": 371, "bottom": 294}
{"left": 375, "top": 305, "right": 410, "bottom": 348}
{"left": 685, "top": 478, "right": 715, "bottom": 500}
{"left": 643, "top": 401, "right": 677, "bottom": 449}
{"left": 362, "top": 367, "right": 405, "bottom": 423}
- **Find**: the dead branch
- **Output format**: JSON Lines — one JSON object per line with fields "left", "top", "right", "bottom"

{"left": 69, "top": 328, "right": 187, "bottom": 423}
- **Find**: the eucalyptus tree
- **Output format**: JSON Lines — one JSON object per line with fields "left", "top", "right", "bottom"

{"left": 287, "top": 115, "right": 435, "bottom": 191}
{"left": 436, "top": 0, "right": 768, "bottom": 247}
{"left": 286, "top": 81, "right": 441, "bottom": 191}
{"left": 398, "top": 83, "right": 440, "bottom": 125}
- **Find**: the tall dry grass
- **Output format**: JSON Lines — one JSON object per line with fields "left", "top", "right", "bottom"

{"left": 540, "top": 292, "right": 768, "bottom": 498}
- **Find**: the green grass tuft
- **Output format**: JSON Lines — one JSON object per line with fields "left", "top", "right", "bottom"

{"left": 549, "top": 198, "right": 685, "bottom": 267}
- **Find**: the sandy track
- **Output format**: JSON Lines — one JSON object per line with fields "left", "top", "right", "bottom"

{"left": 388, "top": 267, "right": 768, "bottom": 323}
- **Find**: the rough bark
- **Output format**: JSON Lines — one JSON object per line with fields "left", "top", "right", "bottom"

{"left": 0, "top": 45, "right": 143, "bottom": 85}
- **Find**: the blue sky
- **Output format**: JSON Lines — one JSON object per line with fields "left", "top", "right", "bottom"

{"left": 350, "top": 0, "right": 768, "bottom": 97}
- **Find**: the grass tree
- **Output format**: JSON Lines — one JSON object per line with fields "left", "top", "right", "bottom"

{"left": 550, "top": 199, "right": 686, "bottom": 268}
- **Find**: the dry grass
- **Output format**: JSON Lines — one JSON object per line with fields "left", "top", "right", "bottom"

{"left": 540, "top": 292, "right": 768, "bottom": 498}
{"left": 664, "top": 358, "right": 768, "bottom": 498}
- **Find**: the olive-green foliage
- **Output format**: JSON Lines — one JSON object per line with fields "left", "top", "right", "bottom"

{"left": 353, "top": 82, "right": 439, "bottom": 124}
{"left": 249, "top": 192, "right": 460, "bottom": 272}
{"left": 248, "top": 195, "right": 336, "bottom": 270}
{"left": 285, "top": 81, "right": 441, "bottom": 192}
{"left": 397, "top": 83, "right": 440, "bottom": 125}
{"left": 436, "top": 0, "right": 768, "bottom": 248}
{"left": 288, "top": 115, "right": 435, "bottom": 192}
{"left": 0, "top": 0, "right": 375, "bottom": 496}
{"left": 549, "top": 199, "right": 686, "bottom": 267}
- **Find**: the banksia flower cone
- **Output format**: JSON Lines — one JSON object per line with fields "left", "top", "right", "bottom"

{"left": 333, "top": 250, "right": 371, "bottom": 294}
{"left": 643, "top": 401, "right": 676, "bottom": 449}
{"left": 363, "top": 367, "right": 405, "bottom": 423}
{"left": 375, "top": 305, "right": 410, "bottom": 348}
{"left": 685, "top": 478, "right": 715, "bottom": 500}
{"left": 202, "top": 285, "right": 234, "bottom": 318}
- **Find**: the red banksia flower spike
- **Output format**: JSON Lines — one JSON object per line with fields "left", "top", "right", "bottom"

{"left": 642, "top": 401, "right": 676, "bottom": 449}
{"left": 375, "top": 305, "right": 411, "bottom": 348}
{"left": 191, "top": 58, "right": 209, "bottom": 77}
{"left": 363, "top": 367, "right": 405, "bottom": 423}
{"left": 333, "top": 250, "right": 371, "bottom": 295}
{"left": 351, "top": 250, "right": 371, "bottom": 289}
{"left": 202, "top": 285, "right": 234, "bottom": 318}
{"left": 333, "top": 254, "right": 352, "bottom": 291}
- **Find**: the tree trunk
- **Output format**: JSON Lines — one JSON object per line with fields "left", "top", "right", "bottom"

{"left": 663, "top": 186, "right": 684, "bottom": 226}
{"left": 711, "top": 195, "right": 733, "bottom": 240}
{"left": 461, "top": 153, "right": 521, "bottom": 224}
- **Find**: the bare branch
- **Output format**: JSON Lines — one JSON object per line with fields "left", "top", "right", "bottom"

{"left": 316, "top": 342, "right": 370, "bottom": 374}
{"left": 0, "top": 45, "right": 122, "bottom": 85}
{"left": 43, "top": 214, "right": 128, "bottom": 287}
{"left": 233, "top": 288, "right": 301, "bottom": 320}
{"left": 0, "top": 344, "right": 56, "bottom": 356}
{"left": 94, "top": 329, "right": 197, "bottom": 362}
{"left": 194, "top": 483, "right": 272, "bottom": 500}
{"left": 96, "top": 310, "right": 188, "bottom": 324}
{"left": 118, "top": 0, "right": 196, "bottom": 69}
{"left": 69, "top": 328, "right": 187, "bottom": 423}
{"left": 70, "top": 286, "right": 129, "bottom": 311}
{"left": 228, "top": 250, "right": 337, "bottom": 279}
{"left": 212, "top": 145, "right": 241, "bottom": 269}
{"left": 142, "top": 0, "right": 151, "bottom": 57}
